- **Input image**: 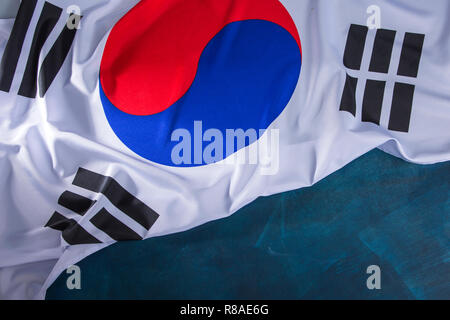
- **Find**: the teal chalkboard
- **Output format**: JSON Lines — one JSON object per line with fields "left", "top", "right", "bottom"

{"left": 47, "top": 150, "right": 450, "bottom": 299}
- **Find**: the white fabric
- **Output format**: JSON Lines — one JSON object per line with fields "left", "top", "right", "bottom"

{"left": 0, "top": 0, "right": 448, "bottom": 299}
{"left": 0, "top": 0, "right": 20, "bottom": 19}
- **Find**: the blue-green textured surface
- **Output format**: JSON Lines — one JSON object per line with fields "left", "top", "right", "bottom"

{"left": 46, "top": 149, "right": 450, "bottom": 299}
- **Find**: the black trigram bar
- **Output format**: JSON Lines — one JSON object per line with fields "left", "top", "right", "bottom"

{"left": 339, "top": 73, "right": 358, "bottom": 116}
{"left": 362, "top": 79, "right": 386, "bottom": 125}
{"left": 72, "top": 168, "right": 159, "bottom": 230}
{"left": 397, "top": 32, "right": 425, "bottom": 78}
{"left": 38, "top": 13, "right": 82, "bottom": 97}
{"left": 343, "top": 24, "right": 368, "bottom": 70}
{"left": 90, "top": 208, "right": 142, "bottom": 241}
{"left": 388, "top": 82, "right": 415, "bottom": 132}
{"left": 18, "top": 1, "right": 62, "bottom": 98}
{"left": 369, "top": 29, "right": 396, "bottom": 74}
{"left": 46, "top": 211, "right": 101, "bottom": 245}
{"left": 0, "top": 0, "right": 37, "bottom": 92}
{"left": 58, "top": 190, "right": 95, "bottom": 216}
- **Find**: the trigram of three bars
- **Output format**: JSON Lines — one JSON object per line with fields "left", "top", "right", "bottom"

{"left": 0, "top": 0, "right": 81, "bottom": 98}
{"left": 340, "top": 24, "right": 425, "bottom": 133}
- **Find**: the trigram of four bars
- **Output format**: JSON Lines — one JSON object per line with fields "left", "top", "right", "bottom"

{"left": 45, "top": 168, "right": 159, "bottom": 245}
